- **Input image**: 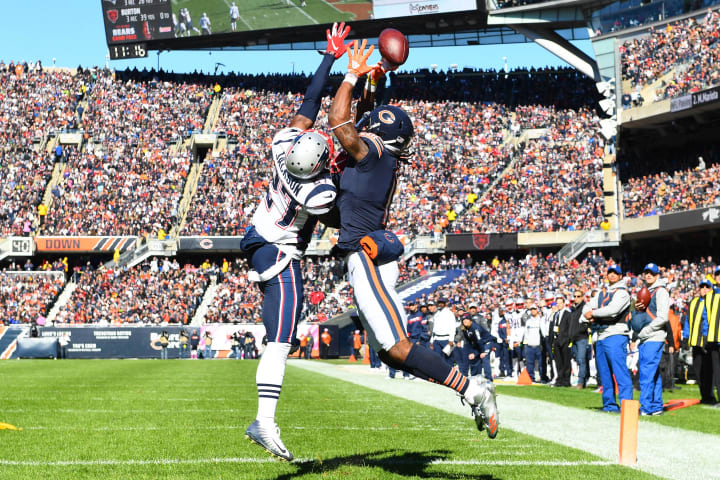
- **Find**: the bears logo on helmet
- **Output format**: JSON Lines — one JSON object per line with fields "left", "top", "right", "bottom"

{"left": 360, "top": 105, "right": 414, "bottom": 156}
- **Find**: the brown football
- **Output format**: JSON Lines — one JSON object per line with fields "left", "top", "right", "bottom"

{"left": 636, "top": 287, "right": 651, "bottom": 311}
{"left": 378, "top": 28, "right": 409, "bottom": 67}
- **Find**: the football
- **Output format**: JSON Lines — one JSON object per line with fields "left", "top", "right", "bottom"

{"left": 636, "top": 287, "right": 651, "bottom": 311}
{"left": 378, "top": 28, "right": 409, "bottom": 67}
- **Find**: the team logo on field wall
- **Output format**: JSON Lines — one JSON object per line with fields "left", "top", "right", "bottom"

{"left": 472, "top": 233, "right": 489, "bottom": 250}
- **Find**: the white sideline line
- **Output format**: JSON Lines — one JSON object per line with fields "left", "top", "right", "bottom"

{"left": 289, "top": 361, "right": 720, "bottom": 480}
{"left": 0, "top": 457, "right": 615, "bottom": 467}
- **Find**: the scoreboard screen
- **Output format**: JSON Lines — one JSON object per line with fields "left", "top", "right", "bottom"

{"left": 101, "top": 0, "right": 173, "bottom": 44}
{"left": 101, "top": 0, "right": 484, "bottom": 52}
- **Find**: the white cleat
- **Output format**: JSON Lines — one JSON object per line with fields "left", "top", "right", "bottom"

{"left": 463, "top": 375, "right": 499, "bottom": 439}
{"left": 245, "top": 420, "right": 294, "bottom": 461}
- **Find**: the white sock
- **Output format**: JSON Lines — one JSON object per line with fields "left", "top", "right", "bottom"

{"left": 255, "top": 342, "right": 291, "bottom": 424}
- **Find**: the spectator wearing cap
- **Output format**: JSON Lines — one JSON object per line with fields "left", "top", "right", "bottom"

{"left": 549, "top": 294, "right": 572, "bottom": 387}
{"left": 634, "top": 263, "right": 670, "bottom": 416}
{"left": 583, "top": 264, "right": 633, "bottom": 413}
{"left": 461, "top": 313, "right": 494, "bottom": 382}
{"left": 406, "top": 300, "right": 430, "bottom": 349}
{"left": 523, "top": 303, "right": 544, "bottom": 382}
{"left": 568, "top": 287, "right": 590, "bottom": 389}
{"left": 430, "top": 298, "right": 456, "bottom": 367}
{"left": 682, "top": 278, "right": 717, "bottom": 404}
{"left": 425, "top": 300, "right": 438, "bottom": 334}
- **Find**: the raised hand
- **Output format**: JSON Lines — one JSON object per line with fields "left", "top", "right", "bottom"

{"left": 326, "top": 22, "right": 351, "bottom": 59}
{"left": 347, "top": 39, "right": 375, "bottom": 77}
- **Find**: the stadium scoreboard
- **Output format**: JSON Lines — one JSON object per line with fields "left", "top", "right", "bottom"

{"left": 101, "top": 0, "right": 486, "bottom": 55}
{"left": 102, "top": 0, "right": 174, "bottom": 58}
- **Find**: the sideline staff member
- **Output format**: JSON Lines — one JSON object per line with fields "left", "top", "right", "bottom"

{"left": 582, "top": 264, "right": 633, "bottom": 413}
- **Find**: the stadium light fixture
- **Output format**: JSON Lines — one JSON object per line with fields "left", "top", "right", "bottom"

{"left": 599, "top": 118, "right": 617, "bottom": 140}
{"left": 599, "top": 97, "right": 616, "bottom": 116}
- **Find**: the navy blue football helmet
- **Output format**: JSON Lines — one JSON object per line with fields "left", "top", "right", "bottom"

{"left": 358, "top": 105, "right": 414, "bottom": 156}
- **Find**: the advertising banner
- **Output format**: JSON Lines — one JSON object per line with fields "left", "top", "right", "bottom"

{"left": 659, "top": 206, "right": 720, "bottom": 232}
{"left": 34, "top": 236, "right": 137, "bottom": 253}
{"left": 444, "top": 233, "right": 518, "bottom": 251}
{"left": 397, "top": 269, "right": 466, "bottom": 303}
{"left": 178, "top": 236, "right": 242, "bottom": 252}
{"left": 39, "top": 325, "right": 266, "bottom": 359}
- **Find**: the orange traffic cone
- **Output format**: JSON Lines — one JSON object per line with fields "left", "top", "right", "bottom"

{"left": 517, "top": 368, "right": 533, "bottom": 385}
{"left": 348, "top": 353, "right": 356, "bottom": 363}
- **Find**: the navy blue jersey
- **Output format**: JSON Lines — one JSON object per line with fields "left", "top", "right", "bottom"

{"left": 336, "top": 134, "right": 398, "bottom": 253}
{"left": 462, "top": 321, "right": 493, "bottom": 354}
{"left": 407, "top": 311, "right": 430, "bottom": 343}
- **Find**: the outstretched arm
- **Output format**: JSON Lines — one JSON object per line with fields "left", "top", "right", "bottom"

{"left": 329, "top": 40, "right": 375, "bottom": 161}
{"left": 290, "top": 22, "right": 351, "bottom": 130}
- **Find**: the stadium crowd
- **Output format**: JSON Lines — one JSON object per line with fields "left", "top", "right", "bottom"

{"left": 0, "top": 63, "right": 83, "bottom": 236}
{"left": 620, "top": 142, "right": 720, "bottom": 218}
{"left": 0, "top": 272, "right": 64, "bottom": 324}
{"left": 54, "top": 258, "right": 209, "bottom": 324}
{"left": 620, "top": 9, "right": 720, "bottom": 101}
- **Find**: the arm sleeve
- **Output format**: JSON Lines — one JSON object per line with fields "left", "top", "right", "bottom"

{"left": 592, "top": 289, "right": 631, "bottom": 320}
{"left": 296, "top": 53, "right": 335, "bottom": 122}
{"left": 645, "top": 288, "right": 671, "bottom": 333}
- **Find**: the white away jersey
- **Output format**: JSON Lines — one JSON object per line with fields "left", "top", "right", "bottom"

{"left": 252, "top": 127, "right": 336, "bottom": 247}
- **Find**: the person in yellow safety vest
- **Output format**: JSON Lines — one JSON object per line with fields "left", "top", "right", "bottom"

{"left": 704, "top": 266, "right": 720, "bottom": 405}
{"left": 467, "top": 192, "right": 478, "bottom": 205}
{"left": 158, "top": 228, "right": 166, "bottom": 240}
{"left": 683, "top": 279, "right": 716, "bottom": 404}
{"left": 446, "top": 209, "right": 457, "bottom": 222}
{"left": 38, "top": 203, "right": 47, "bottom": 218}
{"left": 113, "top": 248, "right": 120, "bottom": 265}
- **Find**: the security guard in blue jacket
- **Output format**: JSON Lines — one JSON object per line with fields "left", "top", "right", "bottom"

{"left": 461, "top": 314, "right": 494, "bottom": 381}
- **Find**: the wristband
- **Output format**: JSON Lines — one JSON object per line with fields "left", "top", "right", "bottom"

{"left": 343, "top": 73, "right": 358, "bottom": 86}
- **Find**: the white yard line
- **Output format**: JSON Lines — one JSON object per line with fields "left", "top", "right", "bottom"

{"left": 288, "top": 1, "right": 319, "bottom": 24}
{"left": 0, "top": 457, "right": 616, "bottom": 467}
{"left": 290, "top": 361, "right": 720, "bottom": 480}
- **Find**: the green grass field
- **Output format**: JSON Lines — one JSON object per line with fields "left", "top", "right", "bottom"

{"left": 0, "top": 359, "right": 711, "bottom": 479}
{"left": 171, "top": 0, "right": 366, "bottom": 36}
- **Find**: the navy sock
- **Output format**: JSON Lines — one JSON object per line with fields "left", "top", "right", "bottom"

{"left": 403, "top": 344, "right": 469, "bottom": 395}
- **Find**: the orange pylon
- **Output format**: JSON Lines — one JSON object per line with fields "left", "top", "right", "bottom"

{"left": 517, "top": 368, "right": 533, "bottom": 385}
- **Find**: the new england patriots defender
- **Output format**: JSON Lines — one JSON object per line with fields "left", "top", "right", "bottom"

{"left": 241, "top": 22, "right": 351, "bottom": 461}
{"left": 327, "top": 40, "right": 500, "bottom": 439}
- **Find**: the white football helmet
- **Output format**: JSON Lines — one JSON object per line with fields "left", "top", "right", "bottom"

{"left": 285, "top": 130, "right": 334, "bottom": 180}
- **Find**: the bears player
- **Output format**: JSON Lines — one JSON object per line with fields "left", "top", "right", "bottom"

{"left": 241, "top": 22, "right": 351, "bottom": 461}
{"left": 327, "top": 39, "right": 499, "bottom": 439}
